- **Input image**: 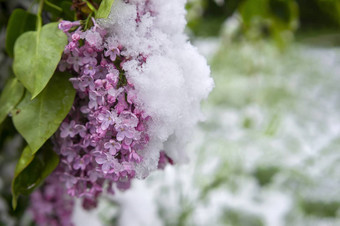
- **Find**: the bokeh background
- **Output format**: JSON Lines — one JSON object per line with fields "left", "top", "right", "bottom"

{"left": 1, "top": 0, "right": 340, "bottom": 225}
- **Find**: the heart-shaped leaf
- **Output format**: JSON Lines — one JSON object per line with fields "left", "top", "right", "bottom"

{"left": 13, "top": 22, "right": 67, "bottom": 98}
{"left": 12, "top": 72, "right": 75, "bottom": 154}
{"left": 0, "top": 78, "right": 24, "bottom": 125}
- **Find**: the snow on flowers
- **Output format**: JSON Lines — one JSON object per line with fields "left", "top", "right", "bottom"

{"left": 30, "top": 0, "right": 213, "bottom": 224}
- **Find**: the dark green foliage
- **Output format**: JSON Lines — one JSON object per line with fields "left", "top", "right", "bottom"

{"left": 12, "top": 144, "right": 59, "bottom": 209}
{"left": 43, "top": 0, "right": 74, "bottom": 20}
{"left": 187, "top": 0, "right": 339, "bottom": 43}
{"left": 301, "top": 200, "right": 340, "bottom": 218}
{"left": 297, "top": 0, "right": 340, "bottom": 30}
{"left": 187, "top": 0, "right": 242, "bottom": 37}
{"left": 61, "top": 1, "right": 75, "bottom": 21}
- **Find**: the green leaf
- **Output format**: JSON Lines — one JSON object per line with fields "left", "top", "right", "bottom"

{"left": 0, "top": 78, "right": 25, "bottom": 125}
{"left": 96, "top": 0, "right": 115, "bottom": 19}
{"left": 13, "top": 22, "right": 68, "bottom": 98}
{"left": 12, "top": 145, "right": 59, "bottom": 210}
{"left": 12, "top": 72, "right": 75, "bottom": 154}
{"left": 13, "top": 146, "right": 35, "bottom": 183}
{"left": 5, "top": 9, "right": 37, "bottom": 58}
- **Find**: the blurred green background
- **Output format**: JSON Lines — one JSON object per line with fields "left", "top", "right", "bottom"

{"left": 159, "top": 1, "right": 340, "bottom": 225}
{"left": 187, "top": 0, "right": 339, "bottom": 44}
{"left": 0, "top": 0, "right": 340, "bottom": 225}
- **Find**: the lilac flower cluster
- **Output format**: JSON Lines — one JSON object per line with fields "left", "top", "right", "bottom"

{"left": 55, "top": 19, "right": 153, "bottom": 206}
{"left": 30, "top": 18, "right": 174, "bottom": 225}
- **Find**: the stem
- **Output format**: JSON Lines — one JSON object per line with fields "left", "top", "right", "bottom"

{"left": 36, "top": 0, "right": 44, "bottom": 32}
{"left": 84, "top": 12, "right": 93, "bottom": 30}
{"left": 44, "top": 0, "right": 62, "bottom": 12}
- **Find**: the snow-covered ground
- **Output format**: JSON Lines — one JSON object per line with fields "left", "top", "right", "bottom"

{"left": 71, "top": 39, "right": 340, "bottom": 226}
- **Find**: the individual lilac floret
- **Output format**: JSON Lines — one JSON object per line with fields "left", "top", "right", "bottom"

{"left": 98, "top": 110, "right": 117, "bottom": 130}
{"left": 58, "top": 20, "right": 80, "bottom": 32}
{"left": 95, "top": 152, "right": 118, "bottom": 174}
{"left": 60, "top": 120, "right": 77, "bottom": 138}
{"left": 104, "top": 139, "right": 121, "bottom": 155}
{"left": 73, "top": 155, "right": 91, "bottom": 170}
{"left": 66, "top": 50, "right": 84, "bottom": 72}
